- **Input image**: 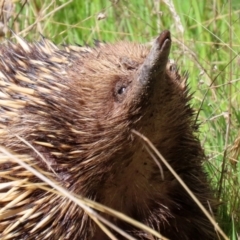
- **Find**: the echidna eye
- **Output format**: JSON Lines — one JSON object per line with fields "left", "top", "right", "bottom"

{"left": 114, "top": 82, "right": 128, "bottom": 103}
{"left": 117, "top": 86, "right": 126, "bottom": 95}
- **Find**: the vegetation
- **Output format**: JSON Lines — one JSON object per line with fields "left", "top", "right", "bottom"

{"left": 2, "top": 0, "right": 240, "bottom": 238}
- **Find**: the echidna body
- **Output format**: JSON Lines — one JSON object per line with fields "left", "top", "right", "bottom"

{"left": 0, "top": 31, "right": 215, "bottom": 239}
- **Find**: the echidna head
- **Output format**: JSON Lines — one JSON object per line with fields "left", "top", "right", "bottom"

{"left": 66, "top": 31, "right": 173, "bottom": 136}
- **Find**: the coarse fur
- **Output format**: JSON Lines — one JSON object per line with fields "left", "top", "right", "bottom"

{"left": 0, "top": 32, "right": 216, "bottom": 239}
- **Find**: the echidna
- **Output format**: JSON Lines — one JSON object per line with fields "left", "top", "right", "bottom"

{"left": 0, "top": 30, "right": 216, "bottom": 239}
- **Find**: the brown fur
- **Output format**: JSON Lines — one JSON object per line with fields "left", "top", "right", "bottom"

{"left": 0, "top": 32, "right": 216, "bottom": 239}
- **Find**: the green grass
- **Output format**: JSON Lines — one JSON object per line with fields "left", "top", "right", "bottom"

{"left": 5, "top": 0, "right": 240, "bottom": 238}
